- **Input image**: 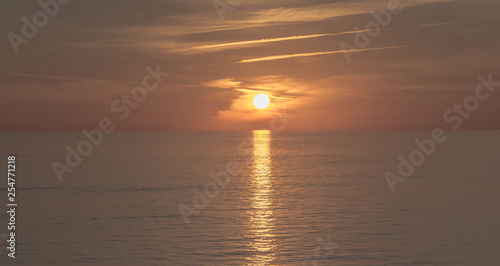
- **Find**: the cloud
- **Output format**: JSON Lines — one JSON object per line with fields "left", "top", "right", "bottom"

{"left": 179, "top": 20, "right": 468, "bottom": 54}
{"left": 2, "top": 0, "right": 499, "bottom": 130}
{"left": 238, "top": 43, "right": 440, "bottom": 63}
{"left": 182, "top": 30, "right": 369, "bottom": 53}
{"left": 243, "top": 0, "right": 458, "bottom": 24}
{"left": 0, "top": 73, "right": 144, "bottom": 85}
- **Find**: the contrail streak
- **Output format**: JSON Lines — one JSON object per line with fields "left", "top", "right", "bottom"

{"left": 238, "top": 43, "right": 438, "bottom": 63}
{"left": 192, "top": 30, "right": 370, "bottom": 50}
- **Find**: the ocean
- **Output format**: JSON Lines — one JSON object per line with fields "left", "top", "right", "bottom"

{"left": 0, "top": 130, "right": 499, "bottom": 265}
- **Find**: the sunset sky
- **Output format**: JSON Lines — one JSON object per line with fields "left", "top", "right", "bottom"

{"left": 1, "top": 0, "right": 499, "bottom": 130}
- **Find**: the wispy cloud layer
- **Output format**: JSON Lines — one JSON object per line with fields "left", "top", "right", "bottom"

{"left": 2, "top": 0, "right": 500, "bottom": 130}
{"left": 239, "top": 43, "right": 440, "bottom": 63}
{"left": 182, "top": 20, "right": 468, "bottom": 54}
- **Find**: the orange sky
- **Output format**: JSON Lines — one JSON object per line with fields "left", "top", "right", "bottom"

{"left": 1, "top": 0, "right": 500, "bottom": 130}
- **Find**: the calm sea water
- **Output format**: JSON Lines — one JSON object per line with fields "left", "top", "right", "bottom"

{"left": 0, "top": 130, "right": 499, "bottom": 265}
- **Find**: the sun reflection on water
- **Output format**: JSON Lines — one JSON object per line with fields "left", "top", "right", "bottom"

{"left": 247, "top": 130, "right": 276, "bottom": 265}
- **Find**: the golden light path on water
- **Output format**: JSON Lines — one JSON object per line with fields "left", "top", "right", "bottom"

{"left": 247, "top": 130, "right": 276, "bottom": 265}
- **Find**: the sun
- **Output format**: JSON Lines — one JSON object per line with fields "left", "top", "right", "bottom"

{"left": 253, "top": 94, "right": 270, "bottom": 109}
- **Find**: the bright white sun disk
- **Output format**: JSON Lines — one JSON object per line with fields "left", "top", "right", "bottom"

{"left": 253, "top": 94, "right": 270, "bottom": 109}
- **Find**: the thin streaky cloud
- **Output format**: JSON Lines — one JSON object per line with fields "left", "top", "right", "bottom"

{"left": 192, "top": 30, "right": 369, "bottom": 50}
{"left": 238, "top": 43, "right": 439, "bottom": 63}
{"left": 418, "top": 21, "right": 472, "bottom": 27}
{"left": 0, "top": 73, "right": 144, "bottom": 85}
{"left": 389, "top": 20, "right": 471, "bottom": 30}
{"left": 187, "top": 21, "right": 468, "bottom": 53}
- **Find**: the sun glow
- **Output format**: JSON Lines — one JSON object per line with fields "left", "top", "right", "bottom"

{"left": 253, "top": 94, "right": 270, "bottom": 109}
